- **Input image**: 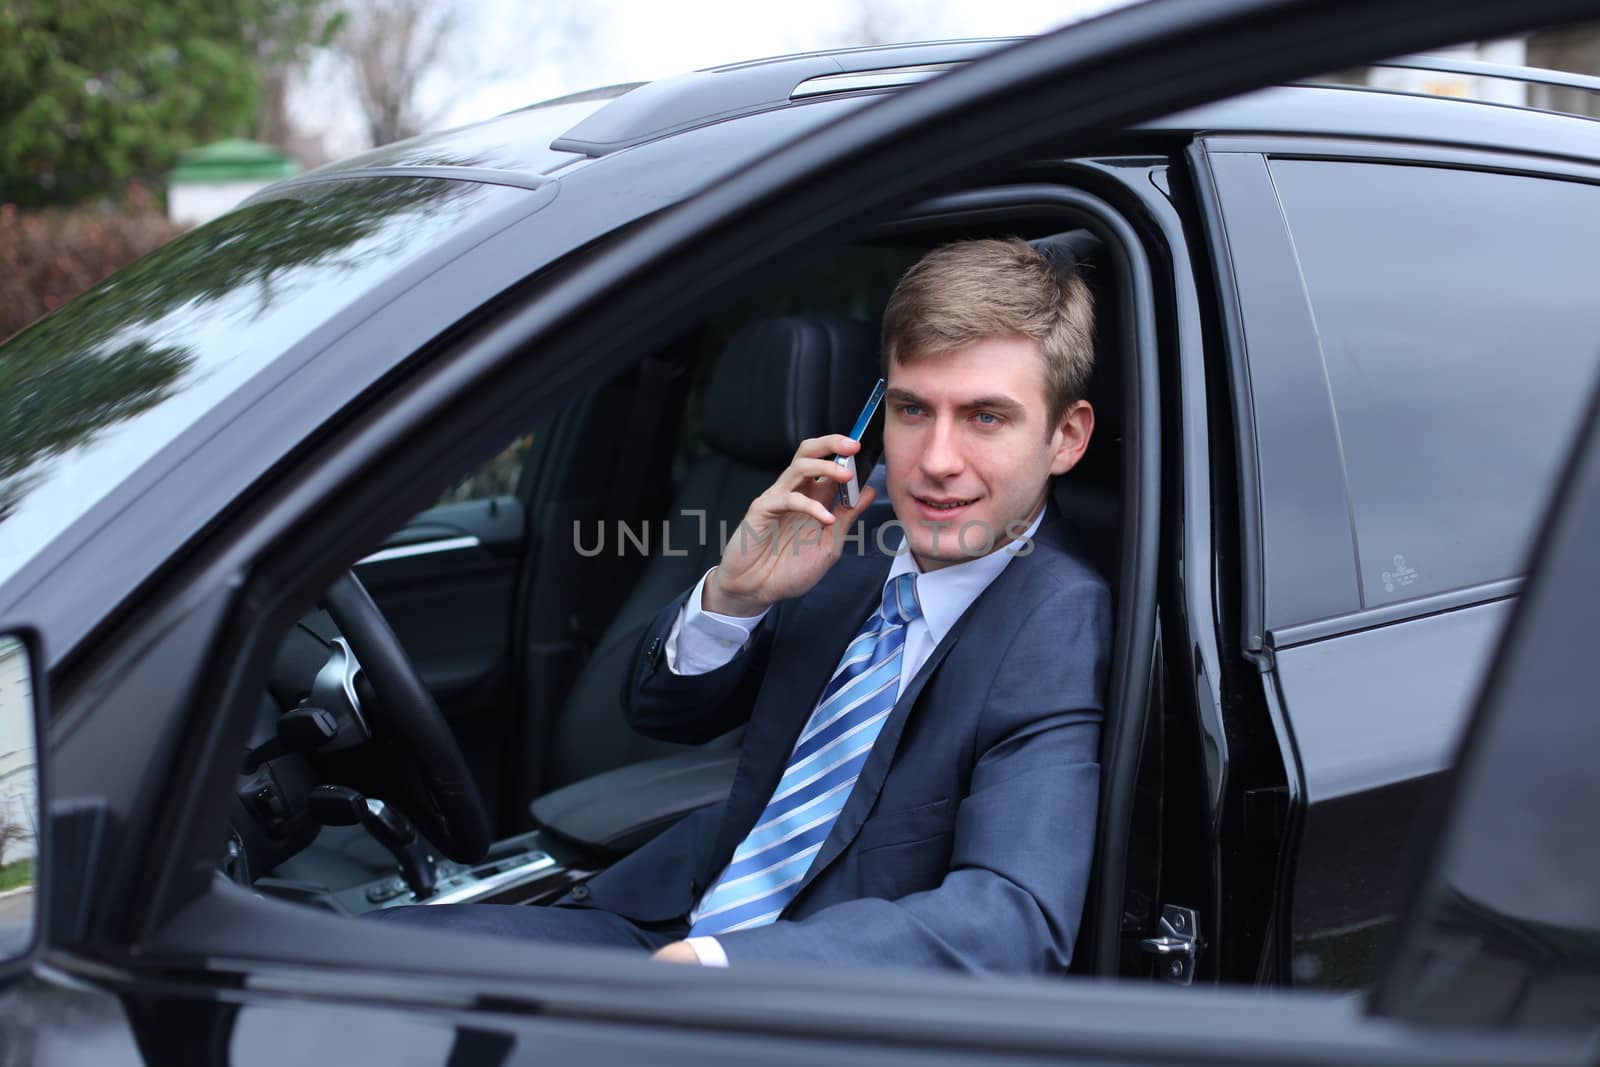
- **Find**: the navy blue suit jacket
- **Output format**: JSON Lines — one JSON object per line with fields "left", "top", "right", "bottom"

{"left": 581, "top": 502, "right": 1111, "bottom": 974}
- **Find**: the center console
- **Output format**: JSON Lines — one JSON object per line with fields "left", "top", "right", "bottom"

{"left": 255, "top": 747, "right": 740, "bottom": 915}
{"left": 256, "top": 828, "right": 594, "bottom": 915}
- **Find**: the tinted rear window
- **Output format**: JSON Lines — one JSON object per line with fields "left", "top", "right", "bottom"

{"left": 0, "top": 177, "right": 525, "bottom": 584}
{"left": 1269, "top": 159, "right": 1600, "bottom": 606}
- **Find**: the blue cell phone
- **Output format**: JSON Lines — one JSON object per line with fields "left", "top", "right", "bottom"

{"left": 834, "top": 378, "right": 885, "bottom": 507}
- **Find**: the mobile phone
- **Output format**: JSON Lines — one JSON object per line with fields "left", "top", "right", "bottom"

{"left": 834, "top": 378, "right": 886, "bottom": 507}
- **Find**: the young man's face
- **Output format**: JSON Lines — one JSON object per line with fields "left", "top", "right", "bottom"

{"left": 881, "top": 335, "right": 1093, "bottom": 571}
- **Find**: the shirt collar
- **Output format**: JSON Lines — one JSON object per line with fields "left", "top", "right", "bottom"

{"left": 884, "top": 505, "right": 1046, "bottom": 645}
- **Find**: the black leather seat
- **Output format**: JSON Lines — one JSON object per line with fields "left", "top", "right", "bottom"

{"left": 1032, "top": 229, "right": 1122, "bottom": 590}
{"left": 543, "top": 315, "right": 884, "bottom": 792}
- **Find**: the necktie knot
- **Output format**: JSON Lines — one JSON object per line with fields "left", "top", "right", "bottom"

{"left": 882, "top": 572, "right": 921, "bottom": 626}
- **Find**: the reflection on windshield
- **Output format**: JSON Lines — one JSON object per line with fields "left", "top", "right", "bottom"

{"left": 0, "top": 176, "right": 522, "bottom": 583}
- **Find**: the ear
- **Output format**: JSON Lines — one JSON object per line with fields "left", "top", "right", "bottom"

{"left": 1048, "top": 400, "right": 1094, "bottom": 476}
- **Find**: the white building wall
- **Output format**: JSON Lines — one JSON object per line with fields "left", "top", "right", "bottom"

{"left": 0, "top": 639, "right": 36, "bottom": 865}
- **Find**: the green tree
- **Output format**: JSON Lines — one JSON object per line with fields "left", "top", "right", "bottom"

{"left": 0, "top": 0, "right": 333, "bottom": 207}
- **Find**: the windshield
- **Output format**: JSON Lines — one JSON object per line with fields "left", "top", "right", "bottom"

{"left": 0, "top": 176, "right": 527, "bottom": 586}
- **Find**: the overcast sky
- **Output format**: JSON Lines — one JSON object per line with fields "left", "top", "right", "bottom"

{"left": 292, "top": 0, "right": 1138, "bottom": 157}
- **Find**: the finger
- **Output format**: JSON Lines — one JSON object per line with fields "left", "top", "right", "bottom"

{"left": 836, "top": 483, "right": 877, "bottom": 526}
{"left": 785, "top": 456, "right": 855, "bottom": 488}
{"left": 752, "top": 485, "right": 834, "bottom": 527}
{"left": 781, "top": 490, "right": 837, "bottom": 526}
{"left": 795, "top": 434, "right": 860, "bottom": 460}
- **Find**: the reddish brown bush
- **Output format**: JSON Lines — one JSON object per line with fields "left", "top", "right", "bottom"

{"left": 0, "top": 204, "right": 185, "bottom": 342}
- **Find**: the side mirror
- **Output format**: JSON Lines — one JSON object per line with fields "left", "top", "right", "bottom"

{"left": 0, "top": 631, "right": 45, "bottom": 974}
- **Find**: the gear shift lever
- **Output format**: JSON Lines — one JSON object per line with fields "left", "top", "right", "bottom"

{"left": 308, "top": 785, "right": 437, "bottom": 900}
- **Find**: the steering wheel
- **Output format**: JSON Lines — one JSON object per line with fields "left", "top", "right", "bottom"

{"left": 321, "top": 571, "right": 492, "bottom": 865}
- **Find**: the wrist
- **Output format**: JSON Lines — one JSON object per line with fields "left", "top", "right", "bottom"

{"left": 652, "top": 940, "right": 703, "bottom": 965}
{"left": 703, "top": 568, "right": 769, "bottom": 618}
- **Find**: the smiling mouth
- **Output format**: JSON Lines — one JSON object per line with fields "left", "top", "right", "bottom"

{"left": 914, "top": 495, "right": 977, "bottom": 511}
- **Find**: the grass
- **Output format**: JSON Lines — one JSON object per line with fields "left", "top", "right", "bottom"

{"left": 0, "top": 859, "right": 33, "bottom": 892}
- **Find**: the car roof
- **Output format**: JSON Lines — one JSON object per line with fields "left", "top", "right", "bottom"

{"left": 281, "top": 38, "right": 1600, "bottom": 198}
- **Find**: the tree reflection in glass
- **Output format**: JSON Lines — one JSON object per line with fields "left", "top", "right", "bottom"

{"left": 0, "top": 175, "right": 512, "bottom": 578}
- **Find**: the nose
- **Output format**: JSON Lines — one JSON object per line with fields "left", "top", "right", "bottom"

{"left": 919, "top": 415, "right": 964, "bottom": 480}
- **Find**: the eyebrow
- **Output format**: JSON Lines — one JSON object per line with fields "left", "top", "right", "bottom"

{"left": 885, "top": 388, "right": 1028, "bottom": 418}
{"left": 965, "top": 395, "right": 1027, "bottom": 417}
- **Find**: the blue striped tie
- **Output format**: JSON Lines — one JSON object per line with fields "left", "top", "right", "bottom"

{"left": 690, "top": 573, "right": 921, "bottom": 936}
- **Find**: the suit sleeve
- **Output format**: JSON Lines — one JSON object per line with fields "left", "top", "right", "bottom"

{"left": 623, "top": 585, "right": 779, "bottom": 746}
{"left": 710, "top": 577, "right": 1111, "bottom": 974}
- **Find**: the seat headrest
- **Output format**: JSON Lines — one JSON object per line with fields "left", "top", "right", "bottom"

{"left": 704, "top": 316, "right": 882, "bottom": 468}
{"left": 1031, "top": 229, "right": 1104, "bottom": 277}
{"left": 1029, "top": 229, "right": 1118, "bottom": 442}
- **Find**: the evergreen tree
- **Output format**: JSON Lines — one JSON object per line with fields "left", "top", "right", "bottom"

{"left": 0, "top": 0, "right": 331, "bottom": 206}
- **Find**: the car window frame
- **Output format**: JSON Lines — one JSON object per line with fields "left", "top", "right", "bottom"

{"left": 1199, "top": 133, "right": 1600, "bottom": 646}
{"left": 1189, "top": 139, "right": 1361, "bottom": 648}
{"left": 1199, "top": 135, "right": 1600, "bottom": 989}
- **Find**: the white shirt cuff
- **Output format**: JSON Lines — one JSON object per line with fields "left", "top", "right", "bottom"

{"left": 684, "top": 936, "right": 729, "bottom": 967}
{"left": 664, "top": 569, "right": 769, "bottom": 675}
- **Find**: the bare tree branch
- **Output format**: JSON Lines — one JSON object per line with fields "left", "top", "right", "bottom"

{"left": 0, "top": 816, "right": 29, "bottom": 870}
{"left": 335, "top": 0, "right": 460, "bottom": 146}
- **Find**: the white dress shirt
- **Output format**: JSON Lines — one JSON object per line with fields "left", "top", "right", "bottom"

{"left": 662, "top": 508, "right": 1045, "bottom": 966}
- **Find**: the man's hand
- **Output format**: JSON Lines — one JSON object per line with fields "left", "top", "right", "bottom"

{"left": 704, "top": 434, "right": 877, "bottom": 617}
{"left": 652, "top": 940, "right": 701, "bottom": 964}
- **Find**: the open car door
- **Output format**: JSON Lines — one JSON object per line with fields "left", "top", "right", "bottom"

{"left": 22, "top": 1, "right": 1600, "bottom": 1065}
{"left": 1372, "top": 378, "right": 1600, "bottom": 1030}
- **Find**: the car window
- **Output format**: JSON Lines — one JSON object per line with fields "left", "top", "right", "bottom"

{"left": 1268, "top": 159, "right": 1600, "bottom": 607}
{"left": 435, "top": 435, "right": 535, "bottom": 506}
{"left": 0, "top": 177, "right": 527, "bottom": 586}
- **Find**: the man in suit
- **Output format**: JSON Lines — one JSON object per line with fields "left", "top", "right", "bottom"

{"left": 385, "top": 238, "right": 1111, "bottom": 974}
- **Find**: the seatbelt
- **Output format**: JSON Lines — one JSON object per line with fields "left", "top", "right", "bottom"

{"left": 572, "top": 350, "right": 688, "bottom": 644}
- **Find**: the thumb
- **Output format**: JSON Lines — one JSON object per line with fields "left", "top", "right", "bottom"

{"left": 834, "top": 484, "right": 877, "bottom": 528}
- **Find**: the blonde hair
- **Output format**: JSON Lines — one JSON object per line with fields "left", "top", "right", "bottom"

{"left": 882, "top": 238, "right": 1095, "bottom": 426}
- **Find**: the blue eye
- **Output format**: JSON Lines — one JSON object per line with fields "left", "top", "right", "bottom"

{"left": 975, "top": 412, "right": 1000, "bottom": 425}
{"left": 900, "top": 404, "right": 924, "bottom": 417}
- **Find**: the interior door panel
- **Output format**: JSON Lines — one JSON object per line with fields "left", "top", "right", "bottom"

{"left": 356, "top": 494, "right": 525, "bottom": 714}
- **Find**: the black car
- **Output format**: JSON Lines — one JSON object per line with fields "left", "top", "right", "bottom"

{"left": 2, "top": 1, "right": 1599, "bottom": 1063}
